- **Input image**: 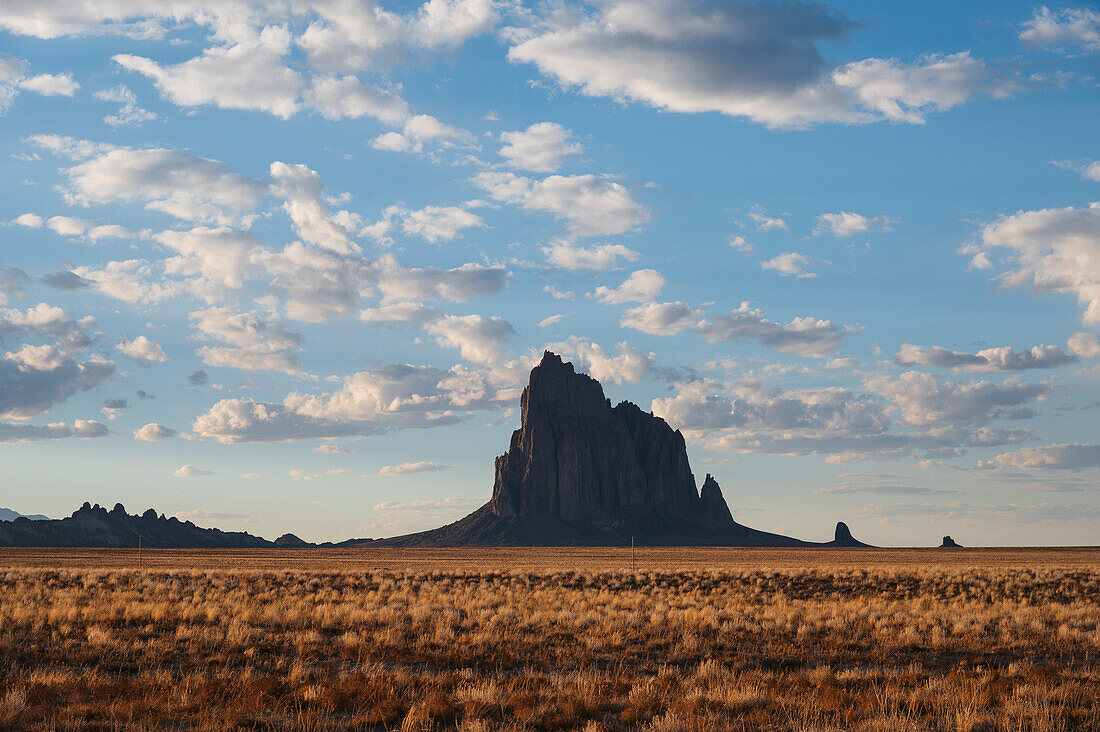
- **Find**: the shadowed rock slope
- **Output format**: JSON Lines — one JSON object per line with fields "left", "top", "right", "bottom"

{"left": 0, "top": 502, "right": 276, "bottom": 548}
{"left": 376, "top": 352, "right": 868, "bottom": 547}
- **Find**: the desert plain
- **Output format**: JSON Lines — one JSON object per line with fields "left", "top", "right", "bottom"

{"left": 0, "top": 547, "right": 1096, "bottom": 730}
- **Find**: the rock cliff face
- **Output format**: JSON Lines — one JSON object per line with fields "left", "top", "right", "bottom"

{"left": 377, "top": 352, "right": 869, "bottom": 547}
{"left": 940, "top": 535, "right": 962, "bottom": 548}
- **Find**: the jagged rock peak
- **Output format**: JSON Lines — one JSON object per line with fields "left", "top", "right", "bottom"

{"left": 835, "top": 521, "right": 855, "bottom": 543}
{"left": 940, "top": 535, "right": 962, "bottom": 548}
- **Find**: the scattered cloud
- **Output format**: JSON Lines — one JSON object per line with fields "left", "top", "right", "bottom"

{"left": 895, "top": 343, "right": 1078, "bottom": 372}
{"left": 133, "top": 422, "right": 177, "bottom": 441}
{"left": 542, "top": 241, "right": 638, "bottom": 271}
{"left": 981, "top": 443, "right": 1100, "bottom": 471}
{"left": 1019, "top": 7, "right": 1100, "bottom": 52}
{"left": 761, "top": 252, "right": 819, "bottom": 280}
{"left": 814, "top": 212, "right": 894, "bottom": 237}
{"left": 593, "top": 269, "right": 665, "bottom": 304}
{"left": 377, "top": 461, "right": 448, "bottom": 476}
{"left": 117, "top": 335, "right": 167, "bottom": 364}
{"left": 498, "top": 122, "right": 582, "bottom": 172}
{"left": 172, "top": 464, "right": 214, "bottom": 478}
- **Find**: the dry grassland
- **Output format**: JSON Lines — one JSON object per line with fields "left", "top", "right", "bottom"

{"left": 0, "top": 548, "right": 1096, "bottom": 730}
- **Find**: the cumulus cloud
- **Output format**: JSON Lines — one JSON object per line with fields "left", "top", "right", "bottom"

{"left": 133, "top": 422, "right": 177, "bottom": 441}
{"left": 269, "top": 161, "right": 358, "bottom": 254}
{"left": 747, "top": 205, "right": 787, "bottom": 231}
{"left": 895, "top": 343, "right": 1078, "bottom": 372}
{"left": 969, "top": 201, "right": 1100, "bottom": 323}
{"left": 115, "top": 27, "right": 303, "bottom": 118}
{"left": 654, "top": 377, "right": 1030, "bottom": 463}
{"left": 261, "top": 244, "right": 363, "bottom": 322}
{"left": 360, "top": 303, "right": 515, "bottom": 364}
{"left": 545, "top": 338, "right": 652, "bottom": 384}
{"left": 0, "top": 302, "right": 95, "bottom": 351}
{"left": 593, "top": 269, "right": 665, "bottom": 304}
{"left": 71, "top": 260, "right": 183, "bottom": 304}
{"left": 622, "top": 300, "right": 858, "bottom": 356}
{"left": 498, "top": 122, "right": 582, "bottom": 172}
{"left": 813, "top": 212, "right": 894, "bottom": 237}
{"left": 0, "top": 265, "right": 28, "bottom": 305}
{"left": 474, "top": 171, "right": 649, "bottom": 236}
{"left": 304, "top": 75, "right": 409, "bottom": 123}
{"left": 761, "top": 252, "right": 819, "bottom": 280}
{"left": 62, "top": 145, "right": 265, "bottom": 226}
{"left": 158, "top": 226, "right": 263, "bottom": 300}
{"left": 376, "top": 461, "right": 448, "bottom": 476}
{"left": 0, "top": 56, "right": 79, "bottom": 113}
{"left": 398, "top": 205, "right": 485, "bottom": 243}
{"left": 189, "top": 307, "right": 303, "bottom": 374}
{"left": 192, "top": 362, "right": 509, "bottom": 443}
{"left": 0, "top": 348, "right": 115, "bottom": 419}
{"left": 117, "top": 335, "right": 167, "bottom": 364}
{"left": 865, "top": 371, "right": 1050, "bottom": 426}
{"left": 93, "top": 84, "right": 158, "bottom": 126}
{"left": 315, "top": 444, "right": 351, "bottom": 454}
{"left": 1019, "top": 7, "right": 1100, "bottom": 52}
{"left": 542, "top": 241, "right": 638, "bottom": 271}
{"left": 981, "top": 443, "right": 1100, "bottom": 471}
{"left": 505, "top": 1, "right": 1011, "bottom": 128}
{"left": 1067, "top": 332, "right": 1100, "bottom": 359}
{"left": 369, "top": 253, "right": 507, "bottom": 303}
{"left": 173, "top": 464, "right": 213, "bottom": 478}
{"left": 370, "top": 114, "right": 476, "bottom": 155}
{"left": 0, "top": 419, "right": 108, "bottom": 443}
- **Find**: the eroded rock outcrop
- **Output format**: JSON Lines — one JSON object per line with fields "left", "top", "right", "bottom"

{"left": 940, "top": 535, "right": 962, "bottom": 548}
{"left": 377, "top": 352, "right": 870, "bottom": 547}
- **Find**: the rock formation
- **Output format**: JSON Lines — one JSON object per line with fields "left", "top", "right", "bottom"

{"left": 940, "top": 535, "right": 962, "bottom": 548}
{"left": 0, "top": 502, "right": 275, "bottom": 548}
{"left": 376, "top": 351, "right": 869, "bottom": 547}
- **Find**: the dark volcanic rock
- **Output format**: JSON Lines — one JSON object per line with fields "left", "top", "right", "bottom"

{"left": 0, "top": 502, "right": 275, "bottom": 548}
{"left": 940, "top": 535, "right": 962, "bottom": 548}
{"left": 827, "top": 521, "right": 871, "bottom": 547}
{"left": 274, "top": 533, "right": 310, "bottom": 548}
{"left": 375, "top": 351, "right": 869, "bottom": 548}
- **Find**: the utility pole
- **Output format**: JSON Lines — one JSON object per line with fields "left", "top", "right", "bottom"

{"left": 138, "top": 535, "right": 142, "bottom": 571}
{"left": 631, "top": 536, "right": 635, "bottom": 573}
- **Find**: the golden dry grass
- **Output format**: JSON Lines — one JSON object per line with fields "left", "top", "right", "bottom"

{"left": 0, "top": 548, "right": 1096, "bottom": 730}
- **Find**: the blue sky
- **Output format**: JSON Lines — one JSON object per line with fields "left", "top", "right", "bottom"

{"left": 1, "top": 1, "right": 1098, "bottom": 545}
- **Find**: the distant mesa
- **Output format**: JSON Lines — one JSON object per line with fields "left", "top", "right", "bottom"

{"left": 0, "top": 502, "right": 274, "bottom": 549}
{"left": 374, "top": 351, "right": 869, "bottom": 547}
{"left": 940, "top": 535, "right": 963, "bottom": 548}
{"left": 0, "top": 507, "right": 50, "bottom": 522}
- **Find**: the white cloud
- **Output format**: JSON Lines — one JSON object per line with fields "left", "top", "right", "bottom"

{"left": 542, "top": 241, "right": 638, "bottom": 271}
{"left": 133, "top": 422, "right": 177, "bottom": 441}
{"left": 474, "top": 171, "right": 649, "bottom": 236}
{"left": 1019, "top": 7, "right": 1100, "bottom": 52}
{"left": 498, "top": 121, "right": 582, "bottom": 172}
{"left": 24, "top": 134, "right": 114, "bottom": 160}
{"left": 72, "top": 259, "right": 183, "bottom": 304}
{"left": 761, "top": 252, "right": 819, "bottom": 280}
{"left": 895, "top": 343, "right": 1079, "bottom": 372}
{"left": 370, "top": 114, "right": 476, "bottom": 155}
{"left": 972, "top": 201, "right": 1100, "bottom": 323}
{"left": 261, "top": 244, "right": 364, "bottom": 322}
{"left": 1067, "top": 332, "right": 1100, "bottom": 359}
{"left": 622, "top": 300, "right": 858, "bottom": 357}
{"left": 269, "top": 161, "right": 358, "bottom": 254}
{"left": 537, "top": 313, "right": 567, "bottom": 327}
{"left": 0, "top": 302, "right": 95, "bottom": 351}
{"left": 400, "top": 205, "right": 485, "bottom": 243}
{"left": 728, "top": 235, "right": 753, "bottom": 254}
{"left": 114, "top": 27, "right": 303, "bottom": 118}
{"left": 747, "top": 205, "right": 786, "bottom": 231}
{"left": 192, "top": 362, "right": 509, "bottom": 443}
{"left": 369, "top": 253, "right": 507, "bottom": 303}
{"left": 0, "top": 419, "right": 108, "bottom": 443}
{"left": 189, "top": 307, "right": 303, "bottom": 374}
{"left": 173, "top": 464, "right": 213, "bottom": 478}
{"left": 982, "top": 443, "right": 1100, "bottom": 471}
{"left": 505, "top": 1, "right": 1011, "bottom": 128}
{"left": 376, "top": 461, "right": 448, "bottom": 476}
{"left": 593, "top": 269, "right": 665, "bottom": 304}
{"left": 360, "top": 303, "right": 515, "bottom": 364}
{"left": 546, "top": 338, "right": 651, "bottom": 384}
{"left": 813, "top": 211, "right": 894, "bottom": 237}
{"left": 12, "top": 213, "right": 43, "bottom": 228}
{"left": 0, "top": 265, "right": 28, "bottom": 305}
{"left": 315, "top": 444, "right": 351, "bottom": 454}
{"left": 117, "top": 335, "right": 168, "bottom": 364}
{"left": 94, "top": 84, "right": 158, "bottom": 127}
{"left": 18, "top": 72, "right": 79, "bottom": 96}
{"left": 866, "top": 371, "right": 1051, "bottom": 426}
{"left": 158, "top": 226, "right": 262, "bottom": 299}
{"left": 305, "top": 75, "right": 409, "bottom": 124}
{"left": 62, "top": 145, "right": 265, "bottom": 226}
{"left": 0, "top": 348, "right": 115, "bottom": 419}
